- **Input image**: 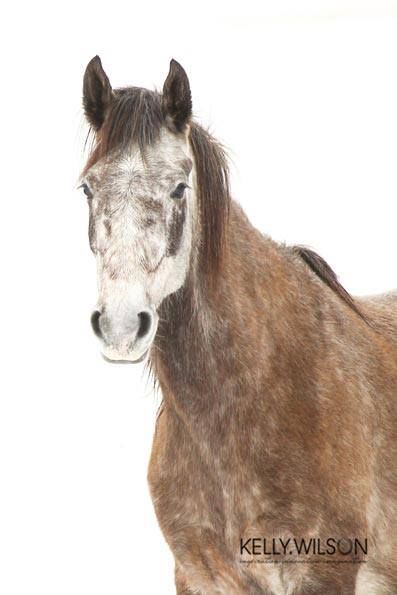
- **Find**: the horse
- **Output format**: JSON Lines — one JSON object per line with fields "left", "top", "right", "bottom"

{"left": 79, "top": 56, "right": 397, "bottom": 594}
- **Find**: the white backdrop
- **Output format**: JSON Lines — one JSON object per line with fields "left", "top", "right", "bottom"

{"left": 1, "top": 2, "right": 397, "bottom": 594}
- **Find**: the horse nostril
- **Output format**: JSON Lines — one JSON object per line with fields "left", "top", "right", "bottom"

{"left": 91, "top": 310, "right": 102, "bottom": 338}
{"left": 137, "top": 311, "right": 152, "bottom": 339}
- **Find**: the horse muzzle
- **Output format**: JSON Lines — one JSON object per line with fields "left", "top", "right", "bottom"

{"left": 90, "top": 306, "right": 158, "bottom": 363}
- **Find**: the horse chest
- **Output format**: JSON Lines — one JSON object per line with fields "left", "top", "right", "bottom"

{"left": 149, "top": 415, "right": 269, "bottom": 575}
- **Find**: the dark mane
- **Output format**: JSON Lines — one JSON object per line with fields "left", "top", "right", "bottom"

{"left": 84, "top": 86, "right": 230, "bottom": 281}
{"left": 189, "top": 125, "right": 230, "bottom": 281}
{"left": 293, "top": 246, "right": 368, "bottom": 324}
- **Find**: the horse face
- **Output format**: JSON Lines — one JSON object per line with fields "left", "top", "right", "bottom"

{"left": 81, "top": 58, "right": 194, "bottom": 362}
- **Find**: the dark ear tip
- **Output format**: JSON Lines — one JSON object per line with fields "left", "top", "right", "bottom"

{"left": 86, "top": 55, "right": 102, "bottom": 71}
{"left": 169, "top": 58, "right": 185, "bottom": 74}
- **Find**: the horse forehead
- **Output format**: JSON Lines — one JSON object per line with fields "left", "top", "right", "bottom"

{"left": 107, "top": 149, "right": 185, "bottom": 191}
{"left": 91, "top": 161, "right": 175, "bottom": 222}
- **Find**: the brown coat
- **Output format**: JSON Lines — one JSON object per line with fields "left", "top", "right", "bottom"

{"left": 81, "top": 56, "right": 397, "bottom": 594}
{"left": 149, "top": 203, "right": 397, "bottom": 593}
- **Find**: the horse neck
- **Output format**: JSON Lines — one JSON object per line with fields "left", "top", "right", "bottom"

{"left": 152, "top": 200, "right": 299, "bottom": 418}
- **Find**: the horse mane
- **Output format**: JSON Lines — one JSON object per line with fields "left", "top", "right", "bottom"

{"left": 83, "top": 86, "right": 230, "bottom": 281}
{"left": 293, "top": 245, "right": 368, "bottom": 323}
{"left": 188, "top": 125, "right": 230, "bottom": 280}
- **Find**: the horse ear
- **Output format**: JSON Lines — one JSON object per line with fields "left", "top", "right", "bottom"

{"left": 83, "top": 56, "right": 113, "bottom": 131}
{"left": 162, "top": 59, "right": 192, "bottom": 133}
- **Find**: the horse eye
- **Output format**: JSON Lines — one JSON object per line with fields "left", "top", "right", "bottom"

{"left": 81, "top": 183, "right": 93, "bottom": 199}
{"left": 170, "top": 183, "right": 188, "bottom": 199}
